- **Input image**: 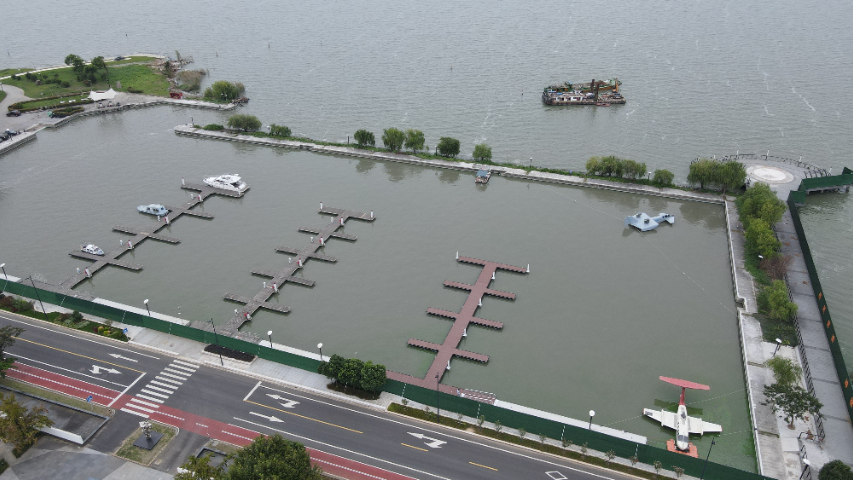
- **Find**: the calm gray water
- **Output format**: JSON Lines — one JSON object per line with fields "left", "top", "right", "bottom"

{"left": 4, "top": 0, "right": 853, "bottom": 470}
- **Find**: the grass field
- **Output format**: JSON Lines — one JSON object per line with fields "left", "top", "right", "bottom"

{"left": 0, "top": 90, "right": 6, "bottom": 104}
{"left": 0, "top": 68, "right": 33, "bottom": 77}
{"left": 15, "top": 94, "right": 89, "bottom": 109}
{"left": 115, "top": 421, "right": 176, "bottom": 464}
{"left": 0, "top": 378, "right": 113, "bottom": 416}
{"left": 107, "top": 56, "right": 157, "bottom": 66}
{"left": 3, "top": 61, "right": 169, "bottom": 98}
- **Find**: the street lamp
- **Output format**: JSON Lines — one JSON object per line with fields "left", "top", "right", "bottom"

{"left": 143, "top": 299, "right": 150, "bottom": 316}
{"left": 588, "top": 410, "right": 595, "bottom": 430}
{"left": 799, "top": 458, "right": 811, "bottom": 480}
{"left": 267, "top": 330, "right": 273, "bottom": 347}
{"left": 317, "top": 343, "right": 323, "bottom": 362}
{"left": 435, "top": 373, "right": 441, "bottom": 424}
{"left": 700, "top": 438, "right": 716, "bottom": 479}
{"left": 26, "top": 276, "right": 48, "bottom": 320}
{"left": 208, "top": 318, "right": 224, "bottom": 366}
{"left": 773, "top": 338, "right": 783, "bottom": 357}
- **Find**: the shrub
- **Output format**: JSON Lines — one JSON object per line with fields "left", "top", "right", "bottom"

{"left": 203, "top": 80, "right": 245, "bottom": 102}
{"left": 202, "top": 124, "right": 224, "bottom": 131}
{"left": 819, "top": 460, "right": 853, "bottom": 480}
{"left": 744, "top": 218, "right": 780, "bottom": 259}
{"left": 126, "top": 87, "right": 143, "bottom": 94}
{"left": 176, "top": 69, "right": 206, "bottom": 92}
{"left": 227, "top": 114, "right": 261, "bottom": 132}
{"left": 97, "top": 326, "right": 104, "bottom": 333}
{"left": 382, "top": 128, "right": 405, "bottom": 152}
{"left": 473, "top": 143, "right": 492, "bottom": 161}
{"left": 51, "top": 106, "right": 84, "bottom": 118}
{"left": 269, "top": 124, "right": 291, "bottom": 138}
{"left": 585, "top": 157, "right": 601, "bottom": 175}
{"left": 437, "top": 137, "right": 460, "bottom": 158}
{"left": 354, "top": 129, "right": 375, "bottom": 147}
{"left": 766, "top": 280, "right": 798, "bottom": 321}
{"left": 739, "top": 183, "right": 787, "bottom": 226}
{"left": 10, "top": 299, "right": 32, "bottom": 313}
{"left": 317, "top": 354, "right": 386, "bottom": 392}
{"left": 653, "top": 169, "right": 675, "bottom": 187}
{"left": 766, "top": 357, "right": 803, "bottom": 387}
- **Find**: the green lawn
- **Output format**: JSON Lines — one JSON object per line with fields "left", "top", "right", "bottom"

{"left": 115, "top": 422, "right": 176, "bottom": 464}
{"left": 0, "top": 379, "right": 112, "bottom": 416}
{"left": 0, "top": 68, "right": 33, "bottom": 77}
{"left": 0, "top": 90, "right": 6, "bottom": 104}
{"left": 15, "top": 94, "right": 89, "bottom": 109}
{"left": 4, "top": 63, "right": 169, "bottom": 98}
{"left": 107, "top": 55, "right": 158, "bottom": 66}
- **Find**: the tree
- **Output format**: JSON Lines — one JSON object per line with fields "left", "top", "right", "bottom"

{"left": 598, "top": 155, "right": 623, "bottom": 177}
{"left": 0, "top": 393, "right": 53, "bottom": 452}
{"left": 404, "top": 129, "right": 425, "bottom": 154}
{"left": 744, "top": 218, "right": 780, "bottom": 259}
{"left": 585, "top": 157, "right": 601, "bottom": 175}
{"left": 717, "top": 161, "right": 747, "bottom": 193}
{"left": 765, "top": 280, "right": 798, "bottom": 321}
{"left": 0, "top": 326, "right": 25, "bottom": 378}
{"left": 382, "top": 128, "right": 405, "bottom": 152}
{"left": 269, "top": 124, "right": 291, "bottom": 138}
{"left": 622, "top": 159, "right": 647, "bottom": 179}
{"left": 175, "top": 451, "right": 226, "bottom": 480}
{"left": 204, "top": 80, "right": 245, "bottom": 102}
{"left": 739, "top": 183, "right": 787, "bottom": 226}
{"left": 819, "top": 460, "right": 853, "bottom": 480}
{"left": 437, "top": 137, "right": 460, "bottom": 158}
{"left": 653, "top": 169, "right": 675, "bottom": 187}
{"left": 227, "top": 434, "right": 322, "bottom": 480}
{"left": 227, "top": 114, "right": 262, "bottom": 132}
{"left": 359, "top": 361, "right": 387, "bottom": 392}
{"left": 354, "top": 129, "right": 375, "bottom": 147}
{"left": 64, "top": 54, "right": 83, "bottom": 66}
{"left": 473, "top": 144, "right": 492, "bottom": 162}
{"left": 766, "top": 357, "right": 803, "bottom": 387}
{"left": 91, "top": 56, "right": 108, "bottom": 76}
{"left": 687, "top": 158, "right": 717, "bottom": 189}
{"left": 317, "top": 354, "right": 345, "bottom": 381}
{"left": 763, "top": 383, "right": 822, "bottom": 429}
{"left": 337, "top": 358, "right": 364, "bottom": 387}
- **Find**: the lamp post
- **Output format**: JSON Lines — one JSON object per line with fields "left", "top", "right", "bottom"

{"left": 317, "top": 343, "right": 323, "bottom": 362}
{"left": 588, "top": 410, "right": 595, "bottom": 430}
{"left": 799, "top": 458, "right": 811, "bottom": 480}
{"left": 773, "top": 338, "right": 783, "bottom": 357}
{"left": 267, "top": 330, "right": 273, "bottom": 348}
{"left": 700, "top": 438, "right": 716, "bottom": 479}
{"left": 143, "top": 299, "right": 150, "bottom": 316}
{"left": 27, "top": 276, "right": 48, "bottom": 320}
{"left": 0, "top": 263, "right": 6, "bottom": 280}
{"left": 208, "top": 318, "right": 224, "bottom": 366}
{"left": 435, "top": 373, "right": 441, "bottom": 424}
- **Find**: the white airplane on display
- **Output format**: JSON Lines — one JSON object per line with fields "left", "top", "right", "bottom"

{"left": 643, "top": 376, "right": 722, "bottom": 451}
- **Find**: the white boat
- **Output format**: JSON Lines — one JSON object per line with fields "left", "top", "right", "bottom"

{"left": 81, "top": 244, "right": 104, "bottom": 256}
{"left": 203, "top": 174, "right": 248, "bottom": 193}
{"left": 137, "top": 204, "right": 169, "bottom": 216}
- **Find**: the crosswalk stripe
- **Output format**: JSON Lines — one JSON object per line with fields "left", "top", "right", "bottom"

{"left": 155, "top": 375, "right": 183, "bottom": 386}
{"left": 136, "top": 394, "right": 164, "bottom": 404}
{"left": 172, "top": 359, "right": 200, "bottom": 368}
{"left": 163, "top": 368, "right": 190, "bottom": 378}
{"left": 123, "top": 404, "right": 156, "bottom": 414}
{"left": 150, "top": 380, "right": 178, "bottom": 390}
{"left": 143, "top": 385, "right": 174, "bottom": 394}
{"left": 120, "top": 408, "right": 149, "bottom": 418}
{"left": 168, "top": 363, "right": 197, "bottom": 373}
{"left": 129, "top": 398, "right": 160, "bottom": 408}
{"left": 160, "top": 372, "right": 188, "bottom": 381}
{"left": 140, "top": 389, "right": 169, "bottom": 399}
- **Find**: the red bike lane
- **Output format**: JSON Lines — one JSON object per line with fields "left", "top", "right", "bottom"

{"left": 8, "top": 363, "right": 417, "bottom": 480}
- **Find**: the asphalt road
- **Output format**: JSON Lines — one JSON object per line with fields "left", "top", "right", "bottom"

{"left": 1, "top": 311, "right": 639, "bottom": 480}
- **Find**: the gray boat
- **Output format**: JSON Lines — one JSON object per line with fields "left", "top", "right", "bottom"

{"left": 624, "top": 212, "right": 675, "bottom": 232}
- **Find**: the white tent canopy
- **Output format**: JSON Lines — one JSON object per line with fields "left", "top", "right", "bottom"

{"left": 87, "top": 88, "right": 117, "bottom": 101}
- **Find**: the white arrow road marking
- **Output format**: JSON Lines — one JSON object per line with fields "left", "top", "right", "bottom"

{"left": 89, "top": 365, "right": 121, "bottom": 375}
{"left": 408, "top": 432, "right": 447, "bottom": 449}
{"left": 108, "top": 353, "right": 138, "bottom": 362}
{"left": 250, "top": 412, "right": 283, "bottom": 423}
{"left": 546, "top": 472, "right": 568, "bottom": 480}
{"left": 266, "top": 394, "right": 299, "bottom": 408}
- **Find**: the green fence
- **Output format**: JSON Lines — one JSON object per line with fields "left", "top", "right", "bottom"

{"left": 0, "top": 280, "right": 771, "bottom": 479}
{"left": 787, "top": 191, "right": 853, "bottom": 423}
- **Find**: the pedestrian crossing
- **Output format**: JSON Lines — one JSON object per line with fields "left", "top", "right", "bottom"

{"left": 120, "top": 359, "right": 199, "bottom": 418}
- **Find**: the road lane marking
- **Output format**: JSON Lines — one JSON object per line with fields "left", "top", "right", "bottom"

{"left": 120, "top": 408, "right": 149, "bottom": 418}
{"left": 172, "top": 359, "right": 200, "bottom": 368}
{"left": 150, "top": 380, "right": 177, "bottom": 389}
{"left": 155, "top": 375, "right": 182, "bottom": 385}
{"left": 136, "top": 394, "right": 164, "bottom": 403}
{"left": 243, "top": 381, "right": 262, "bottom": 401}
{"left": 89, "top": 365, "right": 121, "bottom": 375}
{"left": 163, "top": 368, "right": 189, "bottom": 378}
{"left": 243, "top": 399, "right": 362, "bottom": 434}
{"left": 143, "top": 385, "right": 174, "bottom": 394}
{"left": 168, "top": 362, "right": 197, "bottom": 371}
{"left": 233, "top": 418, "right": 450, "bottom": 480}
{"left": 158, "top": 372, "right": 186, "bottom": 381}
{"left": 469, "top": 462, "right": 498, "bottom": 471}
{"left": 140, "top": 389, "right": 169, "bottom": 398}
{"left": 123, "top": 404, "right": 156, "bottom": 414}
{"left": 13, "top": 355, "right": 128, "bottom": 387}
{"left": 0, "top": 314, "right": 159, "bottom": 359}
{"left": 16, "top": 338, "right": 143, "bottom": 372}
{"left": 400, "top": 443, "right": 428, "bottom": 452}
{"left": 108, "top": 354, "right": 138, "bottom": 362}
{"left": 249, "top": 411, "right": 284, "bottom": 422}
{"left": 108, "top": 372, "right": 146, "bottom": 407}
{"left": 129, "top": 398, "right": 160, "bottom": 408}
{"left": 408, "top": 432, "right": 446, "bottom": 448}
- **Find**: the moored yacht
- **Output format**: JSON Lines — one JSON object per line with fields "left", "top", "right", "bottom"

{"left": 81, "top": 244, "right": 104, "bottom": 256}
{"left": 137, "top": 204, "right": 169, "bottom": 216}
{"left": 203, "top": 174, "right": 248, "bottom": 193}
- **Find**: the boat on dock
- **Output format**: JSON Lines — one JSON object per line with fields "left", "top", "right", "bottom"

{"left": 203, "top": 174, "right": 248, "bottom": 193}
{"left": 542, "top": 78, "right": 626, "bottom": 106}
{"left": 475, "top": 169, "right": 491, "bottom": 184}
{"left": 545, "top": 78, "right": 621, "bottom": 94}
{"left": 81, "top": 244, "right": 104, "bottom": 256}
{"left": 137, "top": 204, "right": 169, "bottom": 216}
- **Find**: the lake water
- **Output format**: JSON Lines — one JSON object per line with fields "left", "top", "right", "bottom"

{"left": 4, "top": 0, "right": 853, "bottom": 471}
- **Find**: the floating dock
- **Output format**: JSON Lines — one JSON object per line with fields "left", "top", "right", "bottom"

{"left": 387, "top": 256, "right": 527, "bottom": 396}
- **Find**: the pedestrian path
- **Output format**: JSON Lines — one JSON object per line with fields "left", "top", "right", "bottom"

{"left": 121, "top": 359, "right": 199, "bottom": 415}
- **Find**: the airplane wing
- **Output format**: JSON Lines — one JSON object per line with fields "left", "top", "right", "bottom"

{"left": 687, "top": 416, "right": 722, "bottom": 434}
{"left": 644, "top": 408, "right": 677, "bottom": 430}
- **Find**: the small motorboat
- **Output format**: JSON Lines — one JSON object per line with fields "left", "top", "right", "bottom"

{"left": 475, "top": 169, "right": 491, "bottom": 184}
{"left": 203, "top": 174, "right": 248, "bottom": 193}
{"left": 81, "top": 244, "right": 104, "bottom": 256}
{"left": 137, "top": 204, "right": 169, "bottom": 216}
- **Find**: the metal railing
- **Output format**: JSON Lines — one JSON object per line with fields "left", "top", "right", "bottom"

{"left": 798, "top": 443, "right": 812, "bottom": 479}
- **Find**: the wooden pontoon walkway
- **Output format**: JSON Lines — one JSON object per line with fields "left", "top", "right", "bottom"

{"left": 59, "top": 180, "right": 242, "bottom": 290}
{"left": 195, "top": 205, "right": 375, "bottom": 337}
{"left": 387, "top": 256, "right": 527, "bottom": 398}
